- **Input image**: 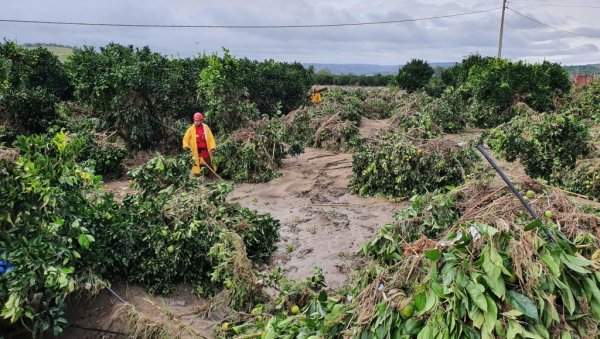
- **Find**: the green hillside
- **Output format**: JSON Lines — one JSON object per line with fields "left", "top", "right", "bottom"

{"left": 563, "top": 64, "right": 600, "bottom": 76}
{"left": 21, "top": 43, "right": 74, "bottom": 62}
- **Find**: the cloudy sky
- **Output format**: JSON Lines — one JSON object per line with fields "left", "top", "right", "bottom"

{"left": 2, "top": 0, "right": 600, "bottom": 65}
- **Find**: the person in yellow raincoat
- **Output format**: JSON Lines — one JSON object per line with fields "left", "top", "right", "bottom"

{"left": 311, "top": 88, "right": 321, "bottom": 104}
{"left": 182, "top": 112, "right": 217, "bottom": 175}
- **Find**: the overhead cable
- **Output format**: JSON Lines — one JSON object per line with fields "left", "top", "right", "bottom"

{"left": 0, "top": 7, "right": 500, "bottom": 29}
{"left": 508, "top": 8, "right": 600, "bottom": 38}
{"left": 508, "top": 2, "right": 600, "bottom": 9}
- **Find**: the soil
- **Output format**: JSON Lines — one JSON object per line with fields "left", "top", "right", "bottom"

{"left": 359, "top": 117, "right": 390, "bottom": 139}
{"left": 58, "top": 284, "right": 216, "bottom": 339}
{"left": 227, "top": 117, "right": 403, "bottom": 287}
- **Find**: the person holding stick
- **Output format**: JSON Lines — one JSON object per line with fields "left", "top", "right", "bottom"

{"left": 182, "top": 112, "right": 217, "bottom": 176}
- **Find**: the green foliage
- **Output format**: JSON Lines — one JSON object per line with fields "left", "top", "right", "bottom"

{"left": 67, "top": 43, "right": 314, "bottom": 147}
{"left": 466, "top": 59, "right": 571, "bottom": 128}
{"left": 350, "top": 135, "right": 479, "bottom": 198}
{"left": 318, "top": 86, "right": 401, "bottom": 121}
{"left": 0, "top": 41, "right": 72, "bottom": 100}
{"left": 360, "top": 189, "right": 459, "bottom": 264}
{"left": 0, "top": 132, "right": 104, "bottom": 336}
{"left": 282, "top": 102, "right": 358, "bottom": 154}
{"left": 361, "top": 97, "right": 397, "bottom": 120}
{"left": 487, "top": 112, "right": 589, "bottom": 179}
{"left": 198, "top": 50, "right": 260, "bottom": 136}
{"left": 77, "top": 135, "right": 127, "bottom": 180}
{"left": 213, "top": 117, "right": 286, "bottom": 183}
{"left": 396, "top": 190, "right": 459, "bottom": 240}
{"left": 128, "top": 153, "right": 194, "bottom": 195}
{"left": 209, "top": 232, "right": 266, "bottom": 310}
{"left": 559, "top": 81, "right": 600, "bottom": 120}
{"left": 0, "top": 41, "right": 71, "bottom": 135}
{"left": 441, "top": 54, "right": 490, "bottom": 88}
{"left": 352, "top": 222, "right": 600, "bottom": 339}
{"left": 226, "top": 182, "right": 600, "bottom": 338}
{"left": 390, "top": 91, "right": 467, "bottom": 136}
{"left": 65, "top": 44, "right": 173, "bottom": 150}
{"left": 396, "top": 59, "right": 434, "bottom": 93}
{"left": 237, "top": 58, "right": 313, "bottom": 116}
{"left": 0, "top": 133, "right": 281, "bottom": 334}
{"left": 424, "top": 76, "right": 446, "bottom": 97}
{"left": 217, "top": 268, "right": 344, "bottom": 338}
{"left": 164, "top": 57, "right": 209, "bottom": 120}
{"left": 1, "top": 88, "right": 58, "bottom": 134}
{"left": 555, "top": 160, "right": 600, "bottom": 200}
{"left": 120, "top": 182, "right": 280, "bottom": 295}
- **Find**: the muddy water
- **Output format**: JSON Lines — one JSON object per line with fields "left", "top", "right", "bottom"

{"left": 229, "top": 147, "right": 403, "bottom": 288}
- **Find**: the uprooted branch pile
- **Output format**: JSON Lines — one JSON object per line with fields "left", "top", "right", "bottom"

{"left": 384, "top": 91, "right": 467, "bottom": 139}
{"left": 282, "top": 107, "right": 358, "bottom": 153}
{"left": 350, "top": 135, "right": 480, "bottom": 198}
{"left": 213, "top": 117, "right": 287, "bottom": 183}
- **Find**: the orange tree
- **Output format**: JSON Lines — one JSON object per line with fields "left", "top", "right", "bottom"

{"left": 65, "top": 44, "right": 176, "bottom": 150}
{"left": 396, "top": 59, "right": 434, "bottom": 93}
{"left": 0, "top": 41, "right": 72, "bottom": 136}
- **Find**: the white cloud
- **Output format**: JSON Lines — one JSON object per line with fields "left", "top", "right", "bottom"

{"left": 1, "top": 0, "right": 600, "bottom": 65}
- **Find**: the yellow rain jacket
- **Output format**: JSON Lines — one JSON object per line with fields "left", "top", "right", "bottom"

{"left": 182, "top": 124, "right": 217, "bottom": 175}
{"left": 311, "top": 92, "right": 321, "bottom": 104}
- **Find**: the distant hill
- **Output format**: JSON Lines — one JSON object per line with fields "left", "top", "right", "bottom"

{"left": 563, "top": 64, "right": 600, "bottom": 77}
{"left": 13, "top": 43, "right": 600, "bottom": 78}
{"left": 21, "top": 43, "right": 74, "bottom": 63}
{"left": 304, "top": 62, "right": 456, "bottom": 75}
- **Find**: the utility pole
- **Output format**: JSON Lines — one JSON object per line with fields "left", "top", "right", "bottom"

{"left": 497, "top": 0, "right": 507, "bottom": 58}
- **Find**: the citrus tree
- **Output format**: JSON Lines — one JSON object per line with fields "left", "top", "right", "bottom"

{"left": 396, "top": 59, "right": 434, "bottom": 93}
{"left": 0, "top": 41, "right": 72, "bottom": 136}
{"left": 198, "top": 49, "right": 260, "bottom": 136}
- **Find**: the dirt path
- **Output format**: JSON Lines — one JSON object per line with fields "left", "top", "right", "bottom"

{"left": 359, "top": 117, "right": 390, "bottom": 139}
{"left": 228, "top": 146, "right": 402, "bottom": 288}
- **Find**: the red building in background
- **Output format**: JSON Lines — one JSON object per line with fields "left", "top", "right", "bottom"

{"left": 571, "top": 74, "right": 595, "bottom": 86}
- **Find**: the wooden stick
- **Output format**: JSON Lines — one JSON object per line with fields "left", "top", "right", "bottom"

{"left": 203, "top": 163, "right": 223, "bottom": 181}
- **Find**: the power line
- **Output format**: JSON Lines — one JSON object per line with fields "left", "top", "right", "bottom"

{"left": 508, "top": 7, "right": 600, "bottom": 38}
{"left": 0, "top": 7, "right": 500, "bottom": 29}
{"left": 508, "top": 2, "right": 600, "bottom": 9}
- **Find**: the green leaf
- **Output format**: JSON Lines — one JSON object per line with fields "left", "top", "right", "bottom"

{"left": 559, "top": 253, "right": 591, "bottom": 274}
{"left": 557, "top": 279, "right": 576, "bottom": 315}
{"left": 470, "top": 308, "right": 485, "bottom": 329}
{"left": 417, "top": 324, "right": 433, "bottom": 339}
{"left": 524, "top": 219, "right": 542, "bottom": 231}
{"left": 482, "top": 295, "right": 497, "bottom": 335}
{"left": 414, "top": 292, "right": 426, "bottom": 312}
{"left": 318, "top": 290, "right": 328, "bottom": 302}
{"left": 425, "top": 248, "right": 441, "bottom": 261}
{"left": 507, "top": 290, "right": 539, "bottom": 321}
{"left": 78, "top": 233, "right": 91, "bottom": 249}
{"left": 540, "top": 249, "right": 560, "bottom": 277}
{"left": 483, "top": 273, "right": 506, "bottom": 298}
{"left": 561, "top": 332, "right": 573, "bottom": 339}
{"left": 479, "top": 224, "right": 499, "bottom": 236}
{"left": 422, "top": 290, "right": 437, "bottom": 314}
{"left": 532, "top": 323, "right": 550, "bottom": 339}
{"left": 155, "top": 158, "right": 165, "bottom": 171}
{"left": 467, "top": 281, "right": 488, "bottom": 311}
{"left": 507, "top": 320, "right": 523, "bottom": 339}
{"left": 583, "top": 277, "right": 600, "bottom": 304}
{"left": 502, "top": 309, "right": 523, "bottom": 318}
